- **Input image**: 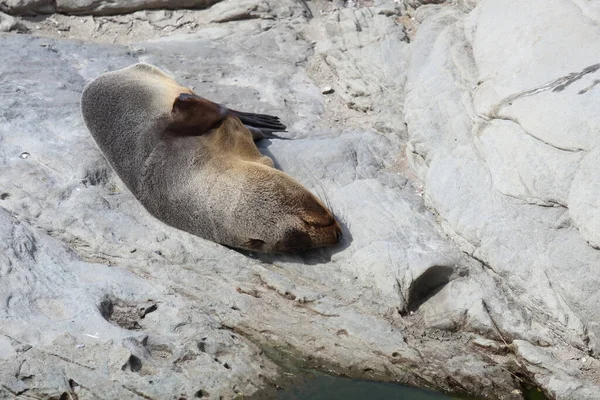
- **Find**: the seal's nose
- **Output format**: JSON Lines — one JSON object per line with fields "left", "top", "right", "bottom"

{"left": 335, "top": 226, "right": 343, "bottom": 243}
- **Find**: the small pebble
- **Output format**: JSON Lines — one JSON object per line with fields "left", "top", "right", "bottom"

{"left": 321, "top": 86, "right": 334, "bottom": 94}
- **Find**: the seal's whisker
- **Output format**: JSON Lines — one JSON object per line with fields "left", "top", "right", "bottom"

{"left": 313, "top": 181, "right": 346, "bottom": 226}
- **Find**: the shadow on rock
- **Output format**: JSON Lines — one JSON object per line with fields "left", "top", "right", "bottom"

{"left": 256, "top": 139, "right": 283, "bottom": 170}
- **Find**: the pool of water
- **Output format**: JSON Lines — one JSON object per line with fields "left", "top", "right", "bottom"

{"left": 276, "top": 371, "right": 456, "bottom": 400}
{"left": 251, "top": 346, "right": 546, "bottom": 400}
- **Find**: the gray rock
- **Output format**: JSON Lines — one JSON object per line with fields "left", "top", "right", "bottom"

{"left": 313, "top": 6, "right": 408, "bottom": 132}
{"left": 405, "top": 0, "right": 600, "bottom": 397}
{"left": 57, "top": 0, "right": 220, "bottom": 15}
{"left": 0, "top": 10, "right": 25, "bottom": 31}
{"left": 1, "top": 0, "right": 220, "bottom": 15}
{"left": 0, "top": 0, "right": 54, "bottom": 15}
{"left": 0, "top": 15, "right": 520, "bottom": 400}
{"left": 3, "top": 0, "right": 600, "bottom": 398}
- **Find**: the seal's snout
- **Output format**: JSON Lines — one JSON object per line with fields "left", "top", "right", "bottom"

{"left": 335, "top": 226, "right": 343, "bottom": 243}
{"left": 293, "top": 193, "right": 343, "bottom": 250}
{"left": 270, "top": 203, "right": 342, "bottom": 253}
{"left": 326, "top": 220, "right": 343, "bottom": 246}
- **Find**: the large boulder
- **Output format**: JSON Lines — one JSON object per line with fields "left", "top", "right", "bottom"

{"left": 405, "top": 0, "right": 600, "bottom": 398}
{"left": 0, "top": 0, "right": 220, "bottom": 15}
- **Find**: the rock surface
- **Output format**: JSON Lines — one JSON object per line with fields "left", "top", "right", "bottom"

{"left": 1, "top": 0, "right": 221, "bottom": 16}
{"left": 1, "top": 0, "right": 600, "bottom": 399}
{"left": 0, "top": 10, "right": 25, "bottom": 31}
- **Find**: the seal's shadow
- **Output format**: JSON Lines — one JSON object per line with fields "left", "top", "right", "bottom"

{"left": 256, "top": 140, "right": 283, "bottom": 170}
{"left": 235, "top": 140, "right": 354, "bottom": 265}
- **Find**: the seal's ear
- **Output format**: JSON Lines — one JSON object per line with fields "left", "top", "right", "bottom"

{"left": 168, "top": 93, "right": 228, "bottom": 136}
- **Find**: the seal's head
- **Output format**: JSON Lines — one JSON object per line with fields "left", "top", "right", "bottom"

{"left": 230, "top": 156, "right": 343, "bottom": 254}
{"left": 179, "top": 114, "right": 343, "bottom": 254}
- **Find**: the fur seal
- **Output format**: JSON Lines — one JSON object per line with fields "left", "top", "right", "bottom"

{"left": 80, "top": 63, "right": 342, "bottom": 253}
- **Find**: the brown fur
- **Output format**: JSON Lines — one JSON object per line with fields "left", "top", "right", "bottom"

{"left": 80, "top": 63, "right": 341, "bottom": 253}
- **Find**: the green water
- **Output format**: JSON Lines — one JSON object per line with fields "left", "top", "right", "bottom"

{"left": 276, "top": 372, "right": 454, "bottom": 400}
{"left": 274, "top": 372, "right": 548, "bottom": 400}
{"left": 254, "top": 346, "right": 546, "bottom": 400}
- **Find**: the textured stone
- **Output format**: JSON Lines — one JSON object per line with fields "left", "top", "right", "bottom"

{"left": 405, "top": 0, "right": 600, "bottom": 397}
{"left": 0, "top": 10, "right": 25, "bottom": 31}
{"left": 0, "top": 23, "right": 510, "bottom": 399}
{"left": 3, "top": 0, "right": 600, "bottom": 398}
{"left": 1, "top": 0, "right": 221, "bottom": 15}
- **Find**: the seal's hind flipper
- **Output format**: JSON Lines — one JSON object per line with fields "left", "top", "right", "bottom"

{"left": 244, "top": 125, "right": 291, "bottom": 141}
{"left": 229, "top": 108, "right": 288, "bottom": 141}
{"left": 169, "top": 93, "right": 228, "bottom": 136}
{"left": 229, "top": 109, "right": 286, "bottom": 130}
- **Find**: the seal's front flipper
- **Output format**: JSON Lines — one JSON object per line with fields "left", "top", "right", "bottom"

{"left": 169, "top": 93, "right": 228, "bottom": 136}
{"left": 229, "top": 108, "right": 288, "bottom": 141}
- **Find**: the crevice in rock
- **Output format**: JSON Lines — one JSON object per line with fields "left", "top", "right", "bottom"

{"left": 577, "top": 78, "right": 600, "bottom": 94}
{"left": 296, "top": 0, "right": 313, "bottom": 19}
{"left": 404, "top": 265, "right": 455, "bottom": 314}
{"left": 212, "top": 10, "right": 262, "bottom": 23}
{"left": 491, "top": 187, "right": 569, "bottom": 210}
{"left": 99, "top": 297, "right": 155, "bottom": 330}
{"left": 121, "top": 354, "right": 143, "bottom": 372}
{"left": 485, "top": 115, "right": 584, "bottom": 153}
{"left": 553, "top": 63, "right": 600, "bottom": 92}
{"left": 122, "top": 384, "right": 155, "bottom": 400}
{"left": 49, "top": 352, "right": 95, "bottom": 371}
{"left": 491, "top": 62, "right": 600, "bottom": 117}
{"left": 461, "top": 250, "right": 498, "bottom": 275}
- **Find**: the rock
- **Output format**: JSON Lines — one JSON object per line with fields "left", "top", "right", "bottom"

{"left": 0, "top": 10, "right": 26, "bottom": 31}
{"left": 0, "top": 0, "right": 54, "bottom": 15}
{"left": 58, "top": 0, "right": 220, "bottom": 15}
{"left": 1, "top": 0, "right": 221, "bottom": 15}
{"left": 0, "top": 12, "right": 521, "bottom": 400}
{"left": 312, "top": 5, "right": 408, "bottom": 130}
{"left": 569, "top": 147, "right": 600, "bottom": 248}
{"left": 1, "top": 0, "right": 308, "bottom": 17}
{"left": 321, "top": 85, "right": 334, "bottom": 94}
{"left": 405, "top": 0, "right": 600, "bottom": 397}
{"left": 2, "top": 0, "right": 600, "bottom": 398}
{"left": 9, "top": 0, "right": 307, "bottom": 42}
{"left": 0, "top": 206, "right": 280, "bottom": 398}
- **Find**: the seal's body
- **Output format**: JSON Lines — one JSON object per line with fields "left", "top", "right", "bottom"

{"left": 81, "top": 63, "right": 341, "bottom": 253}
